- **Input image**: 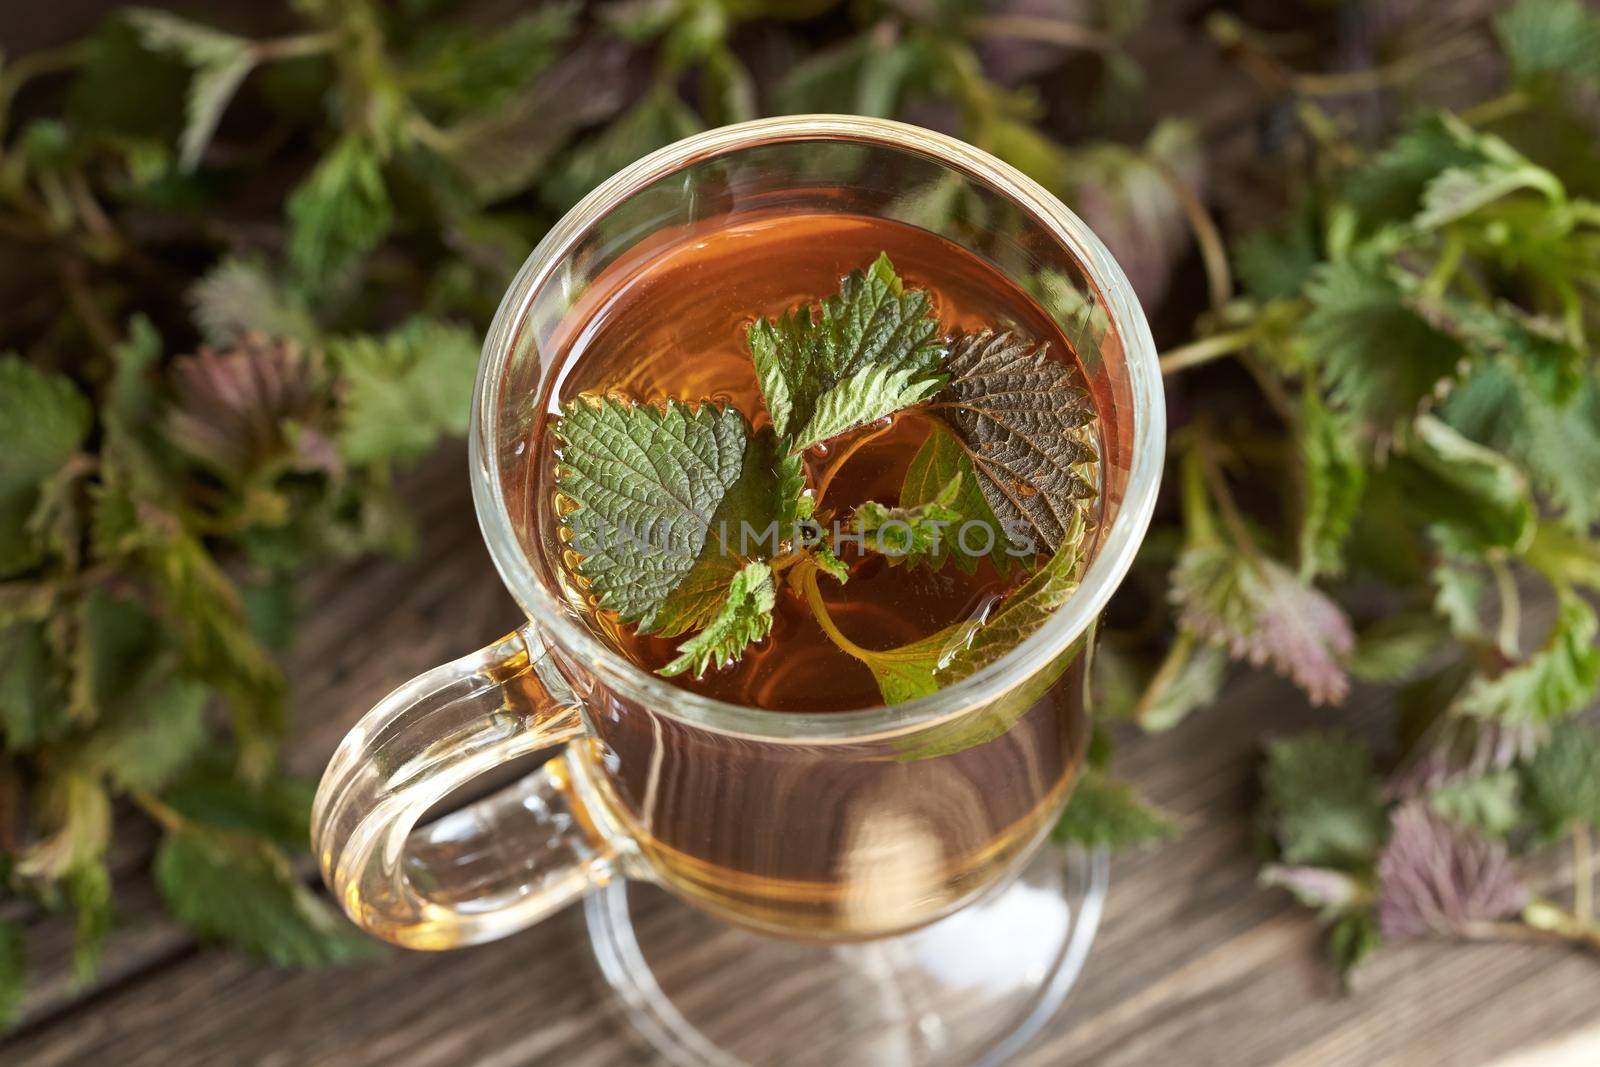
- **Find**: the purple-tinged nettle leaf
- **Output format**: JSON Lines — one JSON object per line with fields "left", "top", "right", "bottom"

{"left": 1375, "top": 801, "right": 1528, "bottom": 940}
{"left": 166, "top": 335, "right": 337, "bottom": 485}
{"left": 1172, "top": 544, "right": 1356, "bottom": 705}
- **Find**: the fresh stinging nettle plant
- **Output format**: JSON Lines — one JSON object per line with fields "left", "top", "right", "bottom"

{"left": 0, "top": 0, "right": 1160, "bottom": 1022}
{"left": 0, "top": 0, "right": 1598, "bottom": 1023}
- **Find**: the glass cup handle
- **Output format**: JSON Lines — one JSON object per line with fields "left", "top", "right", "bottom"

{"left": 311, "top": 624, "right": 614, "bottom": 949}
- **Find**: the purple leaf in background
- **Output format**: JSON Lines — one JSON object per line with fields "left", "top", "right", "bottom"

{"left": 1375, "top": 801, "right": 1528, "bottom": 940}
{"left": 1172, "top": 543, "right": 1355, "bottom": 705}
{"left": 167, "top": 335, "right": 338, "bottom": 484}
{"left": 1071, "top": 120, "right": 1206, "bottom": 309}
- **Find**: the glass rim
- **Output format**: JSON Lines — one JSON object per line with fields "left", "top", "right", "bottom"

{"left": 470, "top": 115, "right": 1165, "bottom": 743}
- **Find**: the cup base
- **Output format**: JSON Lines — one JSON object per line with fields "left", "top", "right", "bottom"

{"left": 584, "top": 842, "right": 1108, "bottom": 1067}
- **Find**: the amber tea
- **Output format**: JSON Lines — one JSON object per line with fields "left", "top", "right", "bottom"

{"left": 519, "top": 211, "right": 1106, "bottom": 937}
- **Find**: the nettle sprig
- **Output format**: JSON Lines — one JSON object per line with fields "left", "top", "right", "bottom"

{"left": 1127, "top": 0, "right": 1600, "bottom": 978}
{"left": 551, "top": 254, "right": 1099, "bottom": 702}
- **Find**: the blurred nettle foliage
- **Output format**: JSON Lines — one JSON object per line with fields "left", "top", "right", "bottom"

{"left": 0, "top": 0, "right": 1594, "bottom": 1019}
{"left": 0, "top": 0, "right": 1169, "bottom": 1020}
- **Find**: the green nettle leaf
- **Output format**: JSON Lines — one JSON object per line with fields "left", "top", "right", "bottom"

{"left": 1233, "top": 201, "right": 1322, "bottom": 301}
{"left": 0, "top": 356, "right": 93, "bottom": 577}
{"left": 0, "top": 919, "right": 24, "bottom": 1029}
{"left": 1494, "top": 0, "right": 1600, "bottom": 91}
{"left": 1427, "top": 771, "right": 1523, "bottom": 839}
{"left": 1053, "top": 770, "right": 1178, "bottom": 850}
{"left": 1458, "top": 593, "right": 1600, "bottom": 722}
{"left": 898, "top": 421, "right": 1013, "bottom": 573}
{"left": 540, "top": 88, "right": 703, "bottom": 212}
{"left": 1132, "top": 628, "right": 1229, "bottom": 732}
{"left": 748, "top": 253, "right": 946, "bottom": 452}
{"left": 1523, "top": 720, "right": 1600, "bottom": 836}
{"left": 126, "top": 8, "right": 256, "bottom": 171}
{"left": 836, "top": 515, "right": 1089, "bottom": 708}
{"left": 660, "top": 561, "right": 776, "bottom": 678}
{"left": 64, "top": 861, "right": 113, "bottom": 983}
{"left": 1393, "top": 415, "right": 1536, "bottom": 555}
{"left": 404, "top": 3, "right": 579, "bottom": 117}
{"left": 332, "top": 319, "right": 479, "bottom": 465}
{"left": 930, "top": 330, "right": 1098, "bottom": 556}
{"left": 1297, "top": 387, "right": 1366, "bottom": 579}
{"left": 554, "top": 398, "right": 790, "bottom": 642}
{"left": 1341, "top": 112, "right": 1500, "bottom": 226}
{"left": 154, "top": 828, "right": 382, "bottom": 968}
{"left": 74, "top": 590, "right": 209, "bottom": 792}
{"left": 1431, "top": 554, "right": 1497, "bottom": 649}
{"left": 1414, "top": 146, "right": 1564, "bottom": 231}
{"left": 1263, "top": 733, "right": 1388, "bottom": 868}
{"left": 938, "top": 513, "right": 1089, "bottom": 684}
{"left": 845, "top": 621, "right": 982, "bottom": 707}
{"left": 854, "top": 475, "right": 964, "bottom": 563}
{"left": 1444, "top": 365, "right": 1600, "bottom": 533}
{"left": 189, "top": 257, "right": 319, "bottom": 347}
{"left": 287, "top": 135, "right": 395, "bottom": 286}
{"left": 1328, "top": 911, "right": 1383, "bottom": 977}
{"left": 1301, "top": 261, "right": 1463, "bottom": 431}
{"left": 0, "top": 622, "right": 70, "bottom": 749}
{"left": 163, "top": 761, "right": 316, "bottom": 853}
{"left": 1347, "top": 613, "right": 1450, "bottom": 684}
{"left": 791, "top": 364, "right": 943, "bottom": 454}
{"left": 1172, "top": 543, "right": 1355, "bottom": 706}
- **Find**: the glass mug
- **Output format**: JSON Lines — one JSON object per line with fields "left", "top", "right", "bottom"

{"left": 313, "top": 116, "right": 1162, "bottom": 1067}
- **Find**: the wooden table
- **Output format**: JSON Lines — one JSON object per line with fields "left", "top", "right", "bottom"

{"left": 3, "top": 447, "right": 1597, "bottom": 1067}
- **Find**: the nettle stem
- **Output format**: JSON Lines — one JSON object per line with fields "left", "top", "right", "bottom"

{"left": 798, "top": 562, "right": 873, "bottom": 661}
{"left": 1158, "top": 329, "right": 1255, "bottom": 376}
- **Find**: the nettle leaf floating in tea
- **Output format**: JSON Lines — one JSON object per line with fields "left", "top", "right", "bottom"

{"left": 749, "top": 253, "right": 946, "bottom": 453}
{"left": 929, "top": 330, "right": 1098, "bottom": 556}
{"left": 554, "top": 398, "right": 778, "bottom": 637}
{"left": 660, "top": 561, "right": 776, "bottom": 678}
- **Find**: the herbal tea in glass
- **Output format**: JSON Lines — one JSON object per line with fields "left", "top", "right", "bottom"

{"left": 532, "top": 211, "right": 1103, "bottom": 936}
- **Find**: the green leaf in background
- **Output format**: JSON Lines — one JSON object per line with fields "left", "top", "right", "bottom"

{"left": 539, "top": 88, "right": 703, "bottom": 212}
{"left": 1054, "top": 770, "right": 1178, "bottom": 850}
{"left": 1263, "top": 733, "right": 1387, "bottom": 868}
{"left": 1301, "top": 261, "right": 1463, "bottom": 432}
{"left": 1494, "top": 0, "right": 1600, "bottom": 91}
{"left": 1458, "top": 593, "right": 1600, "bottom": 722}
{"left": 154, "top": 828, "right": 382, "bottom": 968}
{"left": 0, "top": 622, "right": 70, "bottom": 750}
{"left": 332, "top": 319, "right": 479, "bottom": 465}
{"left": 1393, "top": 415, "right": 1535, "bottom": 556}
{"left": 126, "top": 8, "right": 256, "bottom": 171}
{"left": 287, "top": 136, "right": 395, "bottom": 288}
{"left": 189, "top": 258, "right": 319, "bottom": 347}
{"left": 1427, "top": 771, "right": 1523, "bottom": 839}
{"left": 0, "top": 356, "right": 92, "bottom": 578}
{"left": 1297, "top": 386, "right": 1365, "bottom": 579}
{"left": 1172, "top": 543, "right": 1355, "bottom": 706}
{"left": 64, "top": 861, "right": 113, "bottom": 984}
{"left": 1347, "top": 613, "right": 1450, "bottom": 685}
{"left": 162, "top": 761, "right": 317, "bottom": 854}
{"left": 1523, "top": 720, "right": 1600, "bottom": 836}
{"left": 1131, "top": 629, "right": 1229, "bottom": 732}
{"left": 75, "top": 590, "right": 208, "bottom": 792}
